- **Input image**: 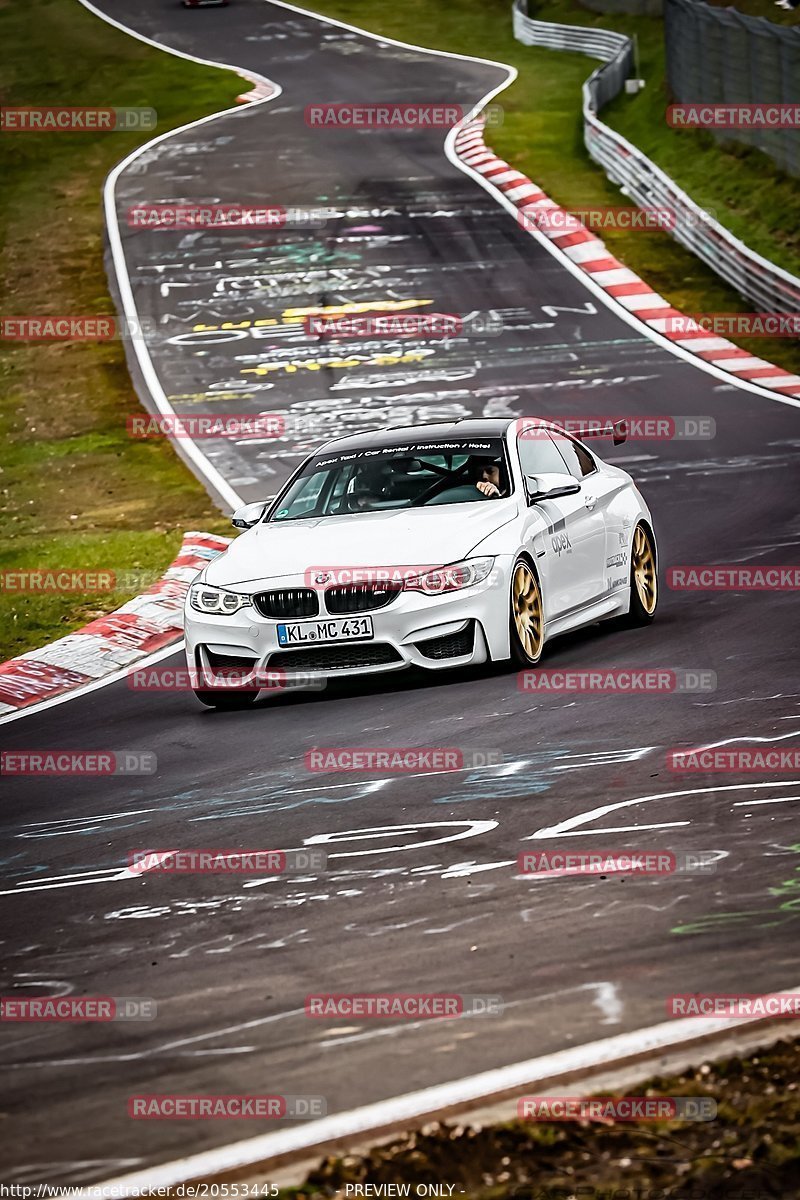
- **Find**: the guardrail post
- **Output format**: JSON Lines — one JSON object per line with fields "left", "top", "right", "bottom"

{"left": 510, "top": 0, "right": 800, "bottom": 312}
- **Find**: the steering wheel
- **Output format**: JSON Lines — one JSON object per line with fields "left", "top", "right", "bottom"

{"left": 426, "top": 483, "right": 491, "bottom": 505}
{"left": 411, "top": 461, "right": 472, "bottom": 507}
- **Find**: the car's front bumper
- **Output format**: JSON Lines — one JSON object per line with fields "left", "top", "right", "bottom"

{"left": 183, "top": 571, "right": 511, "bottom": 688}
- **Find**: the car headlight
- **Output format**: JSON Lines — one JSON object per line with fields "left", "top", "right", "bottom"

{"left": 403, "top": 557, "right": 495, "bottom": 595}
{"left": 188, "top": 582, "right": 251, "bottom": 615}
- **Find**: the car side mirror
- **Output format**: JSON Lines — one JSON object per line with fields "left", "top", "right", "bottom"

{"left": 231, "top": 501, "right": 267, "bottom": 530}
{"left": 525, "top": 473, "right": 581, "bottom": 504}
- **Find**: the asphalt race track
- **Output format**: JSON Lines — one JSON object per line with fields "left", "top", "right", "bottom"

{"left": 1, "top": 0, "right": 798, "bottom": 1185}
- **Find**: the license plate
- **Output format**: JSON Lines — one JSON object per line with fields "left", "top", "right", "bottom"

{"left": 277, "top": 616, "right": 374, "bottom": 646}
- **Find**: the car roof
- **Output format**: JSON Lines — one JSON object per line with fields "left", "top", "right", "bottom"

{"left": 315, "top": 418, "right": 528, "bottom": 454}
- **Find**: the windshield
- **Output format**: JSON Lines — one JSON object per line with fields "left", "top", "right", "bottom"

{"left": 269, "top": 438, "right": 512, "bottom": 522}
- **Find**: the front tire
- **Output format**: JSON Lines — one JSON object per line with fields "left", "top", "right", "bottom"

{"left": 508, "top": 558, "right": 545, "bottom": 666}
{"left": 193, "top": 688, "right": 258, "bottom": 710}
{"left": 626, "top": 522, "right": 658, "bottom": 625}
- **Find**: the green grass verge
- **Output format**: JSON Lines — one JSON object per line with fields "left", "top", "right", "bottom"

{"left": 0, "top": 0, "right": 237, "bottom": 660}
{"left": 528, "top": 0, "right": 800, "bottom": 278}
{"left": 1, "top": 0, "right": 796, "bottom": 658}
{"left": 300, "top": 0, "right": 800, "bottom": 377}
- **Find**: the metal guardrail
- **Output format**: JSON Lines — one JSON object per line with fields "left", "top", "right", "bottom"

{"left": 512, "top": 0, "right": 800, "bottom": 314}
{"left": 665, "top": 0, "right": 800, "bottom": 181}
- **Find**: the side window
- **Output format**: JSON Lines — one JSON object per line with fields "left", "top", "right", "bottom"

{"left": 549, "top": 432, "right": 596, "bottom": 479}
{"left": 517, "top": 430, "right": 571, "bottom": 478}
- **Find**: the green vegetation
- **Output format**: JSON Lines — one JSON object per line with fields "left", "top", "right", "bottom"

{"left": 284, "top": 1038, "right": 800, "bottom": 1199}
{"left": 1, "top": 0, "right": 796, "bottom": 658}
{"left": 0, "top": 0, "right": 236, "bottom": 659}
{"left": 533, "top": 0, "right": 800, "bottom": 278}
{"left": 303, "top": 0, "right": 800, "bottom": 376}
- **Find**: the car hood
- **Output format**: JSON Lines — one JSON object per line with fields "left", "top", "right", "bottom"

{"left": 205, "top": 501, "right": 519, "bottom": 588}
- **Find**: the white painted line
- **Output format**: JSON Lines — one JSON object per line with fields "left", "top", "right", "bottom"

{"left": 582, "top": 107, "right": 800, "bottom": 296}
{"left": 1, "top": 1, "right": 272, "bottom": 723}
{"left": 87, "top": 0, "right": 800, "bottom": 506}
{"left": 3, "top": 819, "right": 498, "bottom": 898}
{"left": 77, "top": 0, "right": 280, "bottom": 512}
{"left": 531, "top": 820, "right": 691, "bottom": 836}
{"left": 218, "top": 0, "right": 520, "bottom": 80}
{"left": 590, "top": 268, "right": 641, "bottom": 287}
{"left": 462, "top": 156, "right": 498, "bottom": 169}
{"left": 0, "top": 641, "right": 183, "bottom": 727}
{"left": 0, "top": 532, "right": 229, "bottom": 724}
{"left": 521, "top": 197, "right": 561, "bottom": 209}
{"left": 442, "top": 126, "right": 800, "bottom": 408}
{"left": 562, "top": 241, "right": 608, "bottom": 263}
{"left": 63, "top": 0, "right": 798, "bottom": 730}
{"left": 78, "top": 0, "right": 271, "bottom": 73}
{"left": 318, "top": 983, "right": 622, "bottom": 1050}
{"left": 48, "top": 1, "right": 800, "bottom": 1187}
{"left": 528, "top": 779, "right": 800, "bottom": 840}
{"left": 732, "top": 795, "right": 800, "bottom": 806}
{"left": 671, "top": 336, "right": 732, "bottom": 352}
{"left": 89, "top": 994, "right": 800, "bottom": 1192}
{"left": 616, "top": 293, "right": 671, "bottom": 312}
{"left": 710, "top": 356, "right": 771, "bottom": 371}
{"left": 504, "top": 183, "right": 543, "bottom": 201}
{"left": 680, "top": 727, "right": 800, "bottom": 750}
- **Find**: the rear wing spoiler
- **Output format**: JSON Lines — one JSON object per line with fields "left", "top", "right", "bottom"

{"left": 570, "top": 419, "right": 628, "bottom": 446}
{"left": 516, "top": 419, "right": 628, "bottom": 446}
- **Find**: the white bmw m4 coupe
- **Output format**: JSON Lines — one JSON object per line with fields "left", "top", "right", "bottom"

{"left": 184, "top": 418, "right": 658, "bottom": 708}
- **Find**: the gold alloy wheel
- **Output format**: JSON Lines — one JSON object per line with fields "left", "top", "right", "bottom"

{"left": 512, "top": 561, "right": 543, "bottom": 661}
{"left": 632, "top": 524, "right": 657, "bottom": 614}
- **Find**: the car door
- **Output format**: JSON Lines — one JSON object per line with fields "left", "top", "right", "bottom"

{"left": 517, "top": 429, "right": 606, "bottom": 618}
{"left": 547, "top": 429, "right": 627, "bottom": 597}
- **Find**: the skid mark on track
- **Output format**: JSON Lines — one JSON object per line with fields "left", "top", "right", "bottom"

{"left": 5, "top": 1161, "right": 143, "bottom": 1185}
{"left": 343, "top": 916, "right": 428, "bottom": 937}
{"left": 271, "top": 887, "right": 365, "bottom": 908}
{"left": 432, "top": 748, "right": 656, "bottom": 805}
{"left": 14, "top": 809, "right": 157, "bottom": 840}
{"left": 167, "top": 926, "right": 311, "bottom": 958}
{"left": 590, "top": 894, "right": 692, "bottom": 917}
{"left": 441, "top": 858, "right": 514, "bottom": 878}
{"left": 520, "top": 899, "right": 598, "bottom": 922}
{"left": 105, "top": 894, "right": 253, "bottom": 920}
{"left": 318, "top": 981, "right": 623, "bottom": 1049}
{"left": 424, "top": 913, "right": 491, "bottom": 934}
{"left": 3, "top": 747, "right": 660, "bottom": 884}
{"left": 672, "top": 842, "right": 800, "bottom": 936}
{"left": 5, "top": 1005, "right": 309, "bottom": 1069}
{"left": 696, "top": 692, "right": 800, "bottom": 708}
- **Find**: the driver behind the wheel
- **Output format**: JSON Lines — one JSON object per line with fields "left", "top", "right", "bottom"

{"left": 474, "top": 456, "right": 509, "bottom": 498}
